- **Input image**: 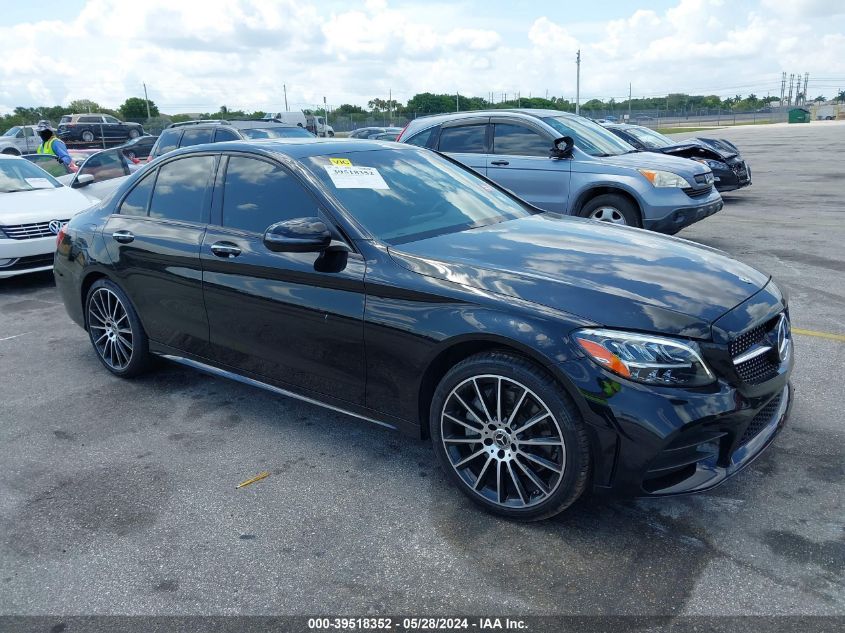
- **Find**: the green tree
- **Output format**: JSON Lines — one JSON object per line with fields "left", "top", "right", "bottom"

{"left": 334, "top": 103, "right": 366, "bottom": 116}
{"left": 68, "top": 99, "right": 102, "bottom": 114}
{"left": 119, "top": 97, "right": 159, "bottom": 119}
{"left": 814, "top": 95, "right": 826, "bottom": 103}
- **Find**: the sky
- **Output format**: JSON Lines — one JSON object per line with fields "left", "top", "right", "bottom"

{"left": 1, "top": 0, "right": 844, "bottom": 115}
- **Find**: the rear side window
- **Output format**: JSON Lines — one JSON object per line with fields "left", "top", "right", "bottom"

{"left": 148, "top": 156, "right": 214, "bottom": 223}
{"left": 404, "top": 127, "right": 435, "bottom": 148}
{"left": 180, "top": 128, "right": 214, "bottom": 147}
{"left": 155, "top": 129, "right": 181, "bottom": 156}
{"left": 119, "top": 171, "right": 156, "bottom": 216}
{"left": 493, "top": 124, "right": 550, "bottom": 157}
{"left": 438, "top": 125, "right": 487, "bottom": 153}
{"left": 221, "top": 157, "right": 318, "bottom": 234}
{"left": 214, "top": 127, "right": 240, "bottom": 142}
{"left": 79, "top": 116, "right": 102, "bottom": 124}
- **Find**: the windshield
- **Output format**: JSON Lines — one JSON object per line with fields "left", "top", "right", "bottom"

{"left": 625, "top": 126, "right": 674, "bottom": 149}
{"left": 0, "top": 159, "right": 62, "bottom": 193}
{"left": 242, "top": 127, "right": 314, "bottom": 139}
{"left": 305, "top": 148, "right": 534, "bottom": 245}
{"left": 542, "top": 115, "right": 635, "bottom": 156}
{"left": 2, "top": 127, "right": 21, "bottom": 137}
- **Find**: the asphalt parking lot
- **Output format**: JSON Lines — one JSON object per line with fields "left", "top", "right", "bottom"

{"left": 1, "top": 122, "right": 843, "bottom": 617}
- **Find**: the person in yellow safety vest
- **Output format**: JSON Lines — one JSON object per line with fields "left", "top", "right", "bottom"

{"left": 36, "top": 121, "right": 78, "bottom": 173}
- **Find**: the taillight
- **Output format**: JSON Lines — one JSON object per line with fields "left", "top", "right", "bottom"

{"left": 56, "top": 224, "right": 67, "bottom": 247}
{"left": 395, "top": 122, "right": 410, "bottom": 142}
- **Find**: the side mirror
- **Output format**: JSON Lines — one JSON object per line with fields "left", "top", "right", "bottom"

{"left": 73, "top": 173, "right": 95, "bottom": 188}
{"left": 264, "top": 217, "right": 332, "bottom": 253}
{"left": 550, "top": 136, "right": 574, "bottom": 159}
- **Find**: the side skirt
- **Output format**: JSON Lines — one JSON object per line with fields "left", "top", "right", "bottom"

{"left": 151, "top": 347, "right": 421, "bottom": 437}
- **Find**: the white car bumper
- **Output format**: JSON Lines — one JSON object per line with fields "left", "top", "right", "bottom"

{"left": 0, "top": 234, "right": 56, "bottom": 278}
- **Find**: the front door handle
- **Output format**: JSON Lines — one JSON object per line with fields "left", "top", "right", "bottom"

{"left": 210, "top": 242, "right": 242, "bottom": 258}
{"left": 490, "top": 160, "right": 509, "bottom": 166}
{"left": 112, "top": 230, "right": 134, "bottom": 244}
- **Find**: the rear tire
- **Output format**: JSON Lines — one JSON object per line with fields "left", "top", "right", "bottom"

{"left": 81, "top": 130, "right": 95, "bottom": 143}
{"left": 128, "top": 128, "right": 140, "bottom": 139}
{"left": 85, "top": 279, "right": 151, "bottom": 378}
{"left": 430, "top": 352, "right": 590, "bottom": 521}
{"left": 579, "top": 193, "right": 641, "bottom": 227}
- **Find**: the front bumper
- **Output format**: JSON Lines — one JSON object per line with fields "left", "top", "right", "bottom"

{"left": 0, "top": 235, "right": 56, "bottom": 278}
{"left": 560, "top": 347, "right": 793, "bottom": 497}
{"left": 641, "top": 188, "right": 724, "bottom": 234}
{"left": 714, "top": 161, "right": 752, "bottom": 192}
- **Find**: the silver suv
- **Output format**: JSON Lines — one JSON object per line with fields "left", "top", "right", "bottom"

{"left": 398, "top": 109, "right": 723, "bottom": 234}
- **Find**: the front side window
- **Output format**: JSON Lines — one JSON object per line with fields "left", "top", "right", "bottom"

{"left": 493, "top": 123, "right": 551, "bottom": 157}
{"left": 148, "top": 156, "right": 214, "bottom": 223}
{"left": 221, "top": 157, "right": 318, "bottom": 234}
{"left": 438, "top": 124, "right": 487, "bottom": 154}
{"left": 77, "top": 150, "right": 128, "bottom": 183}
{"left": 179, "top": 128, "right": 214, "bottom": 147}
{"left": 305, "top": 148, "right": 533, "bottom": 244}
{"left": 104, "top": 116, "right": 120, "bottom": 124}
{"left": 119, "top": 170, "right": 156, "bottom": 216}
{"left": 155, "top": 129, "right": 181, "bottom": 156}
{"left": 542, "top": 116, "right": 635, "bottom": 157}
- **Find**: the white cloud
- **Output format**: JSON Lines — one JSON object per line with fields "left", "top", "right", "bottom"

{"left": 0, "top": 0, "right": 843, "bottom": 115}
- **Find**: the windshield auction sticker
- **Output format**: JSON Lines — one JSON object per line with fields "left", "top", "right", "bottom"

{"left": 324, "top": 165, "right": 390, "bottom": 189}
{"left": 329, "top": 157, "right": 353, "bottom": 166}
{"left": 24, "top": 177, "right": 54, "bottom": 189}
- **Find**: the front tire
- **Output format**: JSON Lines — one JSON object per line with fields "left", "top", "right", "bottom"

{"left": 430, "top": 352, "right": 590, "bottom": 521}
{"left": 1, "top": 148, "right": 20, "bottom": 155}
{"left": 128, "top": 128, "right": 140, "bottom": 139}
{"left": 327, "top": 131, "right": 335, "bottom": 137}
{"left": 579, "top": 193, "right": 641, "bottom": 227}
{"left": 85, "top": 279, "right": 151, "bottom": 377}
{"left": 81, "top": 130, "right": 95, "bottom": 143}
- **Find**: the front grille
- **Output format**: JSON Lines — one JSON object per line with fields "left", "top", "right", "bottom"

{"left": 683, "top": 184, "right": 713, "bottom": 198}
{"left": 1, "top": 220, "right": 68, "bottom": 240}
{"left": 738, "top": 392, "right": 783, "bottom": 447}
{"left": 729, "top": 314, "right": 784, "bottom": 384}
{"left": 0, "top": 253, "right": 54, "bottom": 271}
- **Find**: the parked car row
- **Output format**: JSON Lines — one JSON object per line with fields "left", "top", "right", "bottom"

{"left": 51, "top": 136, "right": 793, "bottom": 520}
{"left": 347, "top": 126, "right": 404, "bottom": 139}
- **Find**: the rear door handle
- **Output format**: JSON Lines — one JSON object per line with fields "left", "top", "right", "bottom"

{"left": 490, "top": 160, "right": 509, "bottom": 166}
{"left": 210, "top": 242, "right": 242, "bottom": 258}
{"left": 111, "top": 230, "right": 134, "bottom": 244}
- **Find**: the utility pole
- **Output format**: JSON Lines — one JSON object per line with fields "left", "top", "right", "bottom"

{"left": 628, "top": 82, "right": 632, "bottom": 120}
{"left": 323, "top": 96, "right": 328, "bottom": 126}
{"left": 780, "top": 72, "right": 787, "bottom": 107}
{"left": 575, "top": 49, "right": 581, "bottom": 115}
{"left": 787, "top": 74, "right": 794, "bottom": 106}
{"left": 143, "top": 82, "right": 151, "bottom": 120}
{"left": 388, "top": 89, "right": 391, "bottom": 125}
{"left": 283, "top": 84, "right": 288, "bottom": 111}
{"left": 802, "top": 72, "right": 809, "bottom": 106}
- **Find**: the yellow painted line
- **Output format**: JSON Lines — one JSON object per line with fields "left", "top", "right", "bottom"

{"left": 792, "top": 328, "right": 845, "bottom": 342}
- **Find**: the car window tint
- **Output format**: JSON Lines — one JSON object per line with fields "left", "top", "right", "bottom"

{"left": 79, "top": 116, "right": 102, "bottom": 124}
{"left": 104, "top": 116, "right": 119, "bottom": 124}
{"left": 438, "top": 125, "right": 487, "bottom": 153}
{"left": 221, "top": 157, "right": 317, "bottom": 234}
{"left": 214, "top": 128, "right": 240, "bottom": 142}
{"left": 155, "top": 129, "right": 181, "bottom": 156}
{"left": 405, "top": 127, "right": 434, "bottom": 147}
{"left": 148, "top": 156, "right": 214, "bottom": 223}
{"left": 180, "top": 128, "right": 214, "bottom": 147}
{"left": 78, "top": 150, "right": 127, "bottom": 183}
{"left": 493, "top": 124, "right": 550, "bottom": 157}
{"left": 119, "top": 170, "right": 156, "bottom": 216}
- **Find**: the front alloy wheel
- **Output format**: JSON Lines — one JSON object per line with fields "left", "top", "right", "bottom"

{"left": 441, "top": 375, "right": 566, "bottom": 508}
{"left": 431, "top": 352, "right": 590, "bottom": 520}
{"left": 588, "top": 206, "right": 627, "bottom": 224}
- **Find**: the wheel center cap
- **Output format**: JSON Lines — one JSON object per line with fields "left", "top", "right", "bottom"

{"left": 494, "top": 429, "right": 511, "bottom": 448}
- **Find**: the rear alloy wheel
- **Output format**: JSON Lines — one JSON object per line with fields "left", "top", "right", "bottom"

{"left": 580, "top": 193, "right": 640, "bottom": 227}
{"left": 86, "top": 279, "right": 151, "bottom": 377}
{"left": 128, "top": 128, "right": 140, "bottom": 139}
{"left": 431, "top": 352, "right": 590, "bottom": 520}
{"left": 81, "top": 130, "right": 95, "bottom": 143}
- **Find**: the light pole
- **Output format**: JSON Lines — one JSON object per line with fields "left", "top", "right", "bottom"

{"left": 575, "top": 49, "right": 581, "bottom": 115}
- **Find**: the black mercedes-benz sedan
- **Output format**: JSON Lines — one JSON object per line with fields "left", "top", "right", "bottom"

{"left": 53, "top": 139, "right": 792, "bottom": 520}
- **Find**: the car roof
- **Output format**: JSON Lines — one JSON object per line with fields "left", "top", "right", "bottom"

{"left": 167, "top": 120, "right": 298, "bottom": 130}
{"left": 403, "top": 108, "right": 578, "bottom": 132}
{"left": 163, "top": 138, "right": 417, "bottom": 160}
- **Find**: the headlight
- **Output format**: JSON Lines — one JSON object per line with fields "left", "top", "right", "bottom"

{"left": 693, "top": 158, "right": 725, "bottom": 170}
{"left": 638, "top": 169, "right": 689, "bottom": 188}
{"left": 574, "top": 328, "right": 715, "bottom": 387}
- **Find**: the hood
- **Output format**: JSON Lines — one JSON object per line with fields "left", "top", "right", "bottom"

{"left": 595, "top": 150, "right": 712, "bottom": 178}
{"left": 389, "top": 214, "right": 769, "bottom": 339}
{"left": 0, "top": 185, "right": 94, "bottom": 224}
{"left": 692, "top": 137, "right": 740, "bottom": 158}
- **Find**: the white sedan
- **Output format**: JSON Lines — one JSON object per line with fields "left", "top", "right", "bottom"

{"left": 0, "top": 154, "right": 96, "bottom": 278}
